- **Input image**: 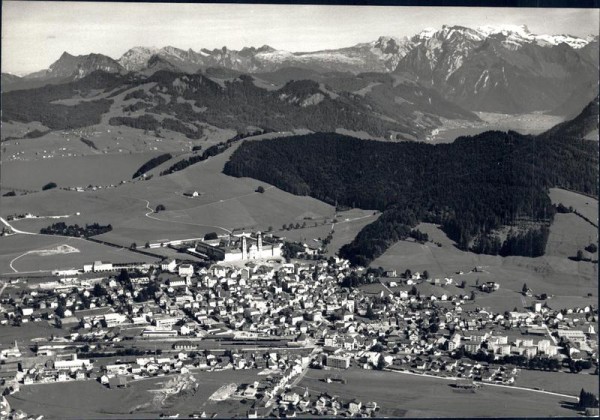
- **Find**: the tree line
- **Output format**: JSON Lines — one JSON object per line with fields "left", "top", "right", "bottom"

{"left": 159, "top": 129, "right": 268, "bottom": 176}
{"left": 132, "top": 153, "right": 172, "bottom": 178}
{"left": 40, "top": 222, "right": 112, "bottom": 237}
{"left": 224, "top": 131, "right": 597, "bottom": 265}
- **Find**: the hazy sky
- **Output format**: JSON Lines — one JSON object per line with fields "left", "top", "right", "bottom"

{"left": 2, "top": 2, "right": 599, "bottom": 75}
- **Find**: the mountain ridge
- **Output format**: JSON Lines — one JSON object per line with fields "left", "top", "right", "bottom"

{"left": 2, "top": 25, "right": 597, "bottom": 117}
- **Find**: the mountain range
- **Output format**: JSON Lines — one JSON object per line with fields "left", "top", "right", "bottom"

{"left": 1, "top": 24, "right": 598, "bottom": 137}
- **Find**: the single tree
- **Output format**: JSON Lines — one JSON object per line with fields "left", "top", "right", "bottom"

{"left": 204, "top": 232, "right": 218, "bottom": 241}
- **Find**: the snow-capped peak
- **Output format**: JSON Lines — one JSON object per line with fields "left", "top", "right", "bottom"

{"left": 475, "top": 24, "right": 589, "bottom": 49}
{"left": 412, "top": 24, "right": 591, "bottom": 50}
{"left": 416, "top": 27, "right": 437, "bottom": 40}
{"left": 476, "top": 24, "right": 531, "bottom": 37}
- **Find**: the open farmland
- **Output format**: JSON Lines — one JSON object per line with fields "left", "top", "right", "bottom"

{"left": 371, "top": 223, "right": 597, "bottom": 310}
{"left": 515, "top": 370, "right": 599, "bottom": 397}
{"left": 1, "top": 152, "right": 167, "bottom": 191}
{"left": 297, "top": 368, "right": 579, "bottom": 417}
{"left": 7, "top": 369, "right": 263, "bottom": 419}
{"left": 0, "top": 321, "right": 59, "bottom": 344}
{"left": 1, "top": 121, "right": 50, "bottom": 140}
{"left": 278, "top": 208, "right": 380, "bottom": 256}
{"left": 549, "top": 188, "right": 598, "bottom": 224}
{"left": 7, "top": 378, "right": 161, "bottom": 419}
{"left": 545, "top": 212, "right": 597, "bottom": 259}
{"left": 1, "top": 138, "right": 337, "bottom": 249}
{"left": 0, "top": 233, "right": 157, "bottom": 274}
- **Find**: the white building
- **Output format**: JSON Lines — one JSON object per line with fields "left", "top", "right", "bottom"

{"left": 103, "top": 313, "right": 127, "bottom": 327}
{"left": 83, "top": 261, "right": 113, "bottom": 273}
{"left": 161, "top": 260, "right": 177, "bottom": 273}
{"left": 54, "top": 354, "right": 92, "bottom": 370}
{"left": 178, "top": 264, "right": 194, "bottom": 277}
{"left": 557, "top": 329, "right": 586, "bottom": 342}
{"left": 222, "top": 232, "right": 282, "bottom": 262}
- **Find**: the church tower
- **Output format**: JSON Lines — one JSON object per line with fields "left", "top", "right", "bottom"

{"left": 257, "top": 231, "right": 263, "bottom": 254}
{"left": 241, "top": 234, "right": 248, "bottom": 260}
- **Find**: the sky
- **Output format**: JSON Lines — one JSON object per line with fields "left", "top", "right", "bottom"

{"left": 2, "top": 2, "right": 599, "bottom": 75}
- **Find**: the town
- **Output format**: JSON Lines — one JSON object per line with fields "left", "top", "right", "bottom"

{"left": 0, "top": 230, "right": 598, "bottom": 418}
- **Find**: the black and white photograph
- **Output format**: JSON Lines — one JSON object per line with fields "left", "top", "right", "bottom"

{"left": 0, "top": 1, "right": 598, "bottom": 418}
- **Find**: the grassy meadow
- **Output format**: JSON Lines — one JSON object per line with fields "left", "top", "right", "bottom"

{"left": 298, "top": 367, "right": 579, "bottom": 418}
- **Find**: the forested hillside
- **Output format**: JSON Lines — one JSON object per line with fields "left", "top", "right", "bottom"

{"left": 543, "top": 95, "right": 599, "bottom": 139}
{"left": 1, "top": 72, "right": 124, "bottom": 129}
{"left": 224, "top": 131, "right": 598, "bottom": 265}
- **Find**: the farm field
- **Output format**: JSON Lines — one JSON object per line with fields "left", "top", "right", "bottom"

{"left": 1, "top": 152, "right": 166, "bottom": 191}
{"left": 515, "top": 369, "right": 599, "bottom": 397}
{"left": 278, "top": 208, "right": 379, "bottom": 256}
{"left": 360, "top": 277, "right": 536, "bottom": 314}
{"left": 0, "top": 321, "right": 60, "bottom": 345}
{"left": 371, "top": 224, "right": 597, "bottom": 308}
{"left": 549, "top": 187, "right": 598, "bottom": 224}
{"left": 7, "top": 369, "right": 263, "bottom": 419}
{"left": 545, "top": 213, "right": 597, "bottom": 259}
{"left": 0, "top": 233, "right": 157, "bottom": 274}
{"left": 1, "top": 140, "right": 336, "bottom": 249}
{"left": 297, "top": 368, "right": 579, "bottom": 417}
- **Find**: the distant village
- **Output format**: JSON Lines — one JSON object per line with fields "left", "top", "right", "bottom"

{"left": 0, "top": 229, "right": 598, "bottom": 418}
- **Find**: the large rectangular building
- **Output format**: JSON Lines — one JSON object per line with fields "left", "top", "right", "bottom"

{"left": 326, "top": 354, "right": 351, "bottom": 369}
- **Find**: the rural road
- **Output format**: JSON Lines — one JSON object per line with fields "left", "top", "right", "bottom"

{"left": 140, "top": 198, "right": 233, "bottom": 234}
{"left": 330, "top": 212, "right": 378, "bottom": 230}
{"left": 9, "top": 251, "right": 36, "bottom": 273}
{"left": 0, "top": 216, "right": 36, "bottom": 235}
{"left": 136, "top": 185, "right": 277, "bottom": 235}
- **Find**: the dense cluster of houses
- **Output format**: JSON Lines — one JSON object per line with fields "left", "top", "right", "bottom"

{"left": 0, "top": 247, "right": 598, "bottom": 416}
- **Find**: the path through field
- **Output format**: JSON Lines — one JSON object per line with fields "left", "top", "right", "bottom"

{"left": 134, "top": 186, "right": 279, "bottom": 234}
